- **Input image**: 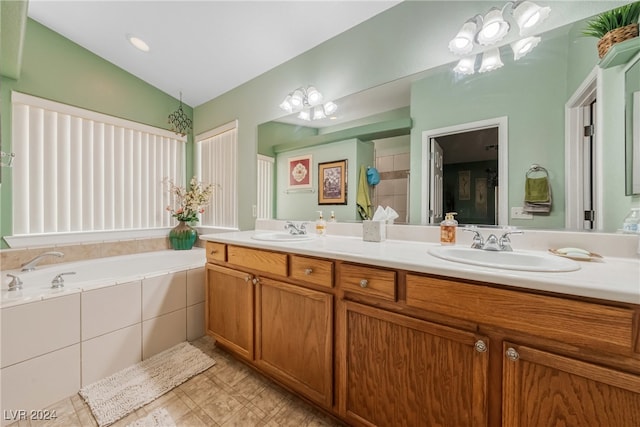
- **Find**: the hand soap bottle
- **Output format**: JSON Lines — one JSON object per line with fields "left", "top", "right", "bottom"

{"left": 440, "top": 212, "right": 458, "bottom": 245}
{"left": 316, "top": 211, "right": 326, "bottom": 236}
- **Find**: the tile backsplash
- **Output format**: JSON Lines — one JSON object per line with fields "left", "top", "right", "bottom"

{"left": 0, "top": 237, "right": 205, "bottom": 271}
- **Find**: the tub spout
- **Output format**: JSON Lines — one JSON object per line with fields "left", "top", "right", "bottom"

{"left": 21, "top": 251, "right": 64, "bottom": 272}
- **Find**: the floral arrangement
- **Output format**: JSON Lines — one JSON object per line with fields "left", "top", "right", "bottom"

{"left": 165, "top": 176, "right": 214, "bottom": 223}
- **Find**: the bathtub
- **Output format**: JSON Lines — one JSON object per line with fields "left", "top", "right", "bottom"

{"left": 1, "top": 249, "right": 207, "bottom": 420}
{"left": 1, "top": 249, "right": 206, "bottom": 308}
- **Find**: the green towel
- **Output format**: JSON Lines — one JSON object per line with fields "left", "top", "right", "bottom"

{"left": 357, "top": 165, "right": 372, "bottom": 220}
{"left": 525, "top": 176, "right": 550, "bottom": 203}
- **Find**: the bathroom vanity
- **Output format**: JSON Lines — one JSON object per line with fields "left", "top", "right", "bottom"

{"left": 201, "top": 228, "right": 640, "bottom": 426}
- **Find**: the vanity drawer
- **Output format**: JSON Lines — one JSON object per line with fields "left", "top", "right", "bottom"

{"left": 405, "top": 274, "right": 635, "bottom": 355}
{"left": 227, "top": 245, "right": 288, "bottom": 277}
{"left": 290, "top": 255, "right": 334, "bottom": 289}
{"left": 206, "top": 242, "right": 226, "bottom": 263}
{"left": 339, "top": 263, "right": 396, "bottom": 301}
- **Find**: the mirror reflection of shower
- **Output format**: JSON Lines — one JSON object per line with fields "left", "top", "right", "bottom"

{"left": 434, "top": 127, "right": 499, "bottom": 226}
{"left": 372, "top": 135, "right": 410, "bottom": 224}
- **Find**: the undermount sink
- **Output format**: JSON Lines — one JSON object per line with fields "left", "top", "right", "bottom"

{"left": 428, "top": 246, "right": 580, "bottom": 272}
{"left": 251, "top": 232, "right": 315, "bottom": 242}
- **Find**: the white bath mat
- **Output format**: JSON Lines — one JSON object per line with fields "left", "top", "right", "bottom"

{"left": 126, "top": 408, "right": 176, "bottom": 427}
{"left": 79, "top": 342, "right": 215, "bottom": 427}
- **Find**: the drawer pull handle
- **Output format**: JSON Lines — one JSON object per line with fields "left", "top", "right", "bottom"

{"left": 505, "top": 347, "right": 519, "bottom": 361}
{"left": 474, "top": 340, "right": 487, "bottom": 353}
{"left": 359, "top": 279, "right": 368, "bottom": 288}
{"left": 304, "top": 268, "right": 313, "bottom": 275}
{"left": 210, "top": 249, "right": 217, "bottom": 254}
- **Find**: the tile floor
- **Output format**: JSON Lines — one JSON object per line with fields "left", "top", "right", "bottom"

{"left": 9, "top": 336, "right": 344, "bottom": 427}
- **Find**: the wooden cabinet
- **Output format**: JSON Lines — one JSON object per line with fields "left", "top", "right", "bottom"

{"left": 205, "top": 264, "right": 254, "bottom": 360}
{"left": 256, "top": 276, "right": 333, "bottom": 407}
{"left": 502, "top": 342, "right": 640, "bottom": 426}
{"left": 206, "top": 245, "right": 334, "bottom": 408}
{"left": 205, "top": 242, "right": 640, "bottom": 427}
{"left": 339, "top": 301, "right": 489, "bottom": 427}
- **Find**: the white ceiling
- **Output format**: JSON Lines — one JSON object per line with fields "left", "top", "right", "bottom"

{"left": 27, "top": 0, "right": 402, "bottom": 107}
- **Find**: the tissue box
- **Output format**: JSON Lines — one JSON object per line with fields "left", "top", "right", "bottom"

{"left": 363, "top": 220, "right": 386, "bottom": 242}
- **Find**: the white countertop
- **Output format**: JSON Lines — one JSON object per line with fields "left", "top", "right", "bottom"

{"left": 201, "top": 231, "right": 640, "bottom": 305}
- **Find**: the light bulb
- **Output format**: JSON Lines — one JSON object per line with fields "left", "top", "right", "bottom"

{"left": 513, "top": 1, "right": 551, "bottom": 35}
{"left": 477, "top": 8, "right": 509, "bottom": 46}
{"left": 306, "top": 86, "right": 323, "bottom": 105}
{"left": 323, "top": 101, "right": 337, "bottom": 115}
{"left": 479, "top": 48, "right": 504, "bottom": 73}
{"left": 448, "top": 21, "right": 477, "bottom": 55}
{"left": 453, "top": 56, "right": 476, "bottom": 75}
{"left": 511, "top": 36, "right": 541, "bottom": 60}
{"left": 290, "top": 89, "right": 304, "bottom": 107}
{"left": 297, "top": 110, "right": 311, "bottom": 121}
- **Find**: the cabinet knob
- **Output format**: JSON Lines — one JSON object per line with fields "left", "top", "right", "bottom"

{"left": 252, "top": 277, "right": 260, "bottom": 285}
{"left": 304, "top": 268, "right": 313, "bottom": 275}
{"left": 474, "top": 340, "right": 487, "bottom": 353}
{"left": 359, "top": 279, "right": 368, "bottom": 288}
{"left": 505, "top": 347, "right": 519, "bottom": 361}
{"left": 244, "top": 275, "right": 252, "bottom": 283}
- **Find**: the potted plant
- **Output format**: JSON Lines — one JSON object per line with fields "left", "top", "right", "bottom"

{"left": 583, "top": 2, "right": 640, "bottom": 58}
{"left": 165, "top": 176, "right": 214, "bottom": 250}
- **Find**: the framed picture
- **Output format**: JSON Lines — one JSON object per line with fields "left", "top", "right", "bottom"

{"left": 318, "top": 160, "right": 347, "bottom": 204}
{"left": 287, "top": 155, "right": 312, "bottom": 189}
{"left": 475, "top": 177, "right": 487, "bottom": 216}
{"left": 458, "top": 170, "right": 471, "bottom": 200}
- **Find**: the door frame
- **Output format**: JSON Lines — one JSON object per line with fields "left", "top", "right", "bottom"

{"left": 564, "top": 67, "right": 602, "bottom": 230}
{"left": 421, "top": 116, "right": 508, "bottom": 225}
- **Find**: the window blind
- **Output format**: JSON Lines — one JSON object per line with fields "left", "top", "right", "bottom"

{"left": 195, "top": 120, "right": 238, "bottom": 229}
{"left": 11, "top": 91, "right": 186, "bottom": 236}
{"left": 257, "top": 154, "right": 274, "bottom": 219}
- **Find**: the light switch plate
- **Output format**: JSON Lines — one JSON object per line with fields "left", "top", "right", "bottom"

{"left": 511, "top": 207, "right": 533, "bottom": 220}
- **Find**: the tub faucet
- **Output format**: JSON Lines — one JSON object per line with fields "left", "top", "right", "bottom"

{"left": 6, "top": 274, "right": 23, "bottom": 291}
{"left": 21, "top": 251, "right": 64, "bottom": 271}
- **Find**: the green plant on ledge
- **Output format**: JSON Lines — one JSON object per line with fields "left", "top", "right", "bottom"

{"left": 583, "top": 2, "right": 640, "bottom": 39}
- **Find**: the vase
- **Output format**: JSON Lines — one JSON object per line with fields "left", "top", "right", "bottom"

{"left": 169, "top": 221, "right": 197, "bottom": 250}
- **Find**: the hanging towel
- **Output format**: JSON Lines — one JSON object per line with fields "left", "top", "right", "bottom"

{"left": 357, "top": 165, "right": 372, "bottom": 220}
{"left": 523, "top": 165, "right": 552, "bottom": 213}
{"left": 525, "top": 177, "right": 550, "bottom": 203}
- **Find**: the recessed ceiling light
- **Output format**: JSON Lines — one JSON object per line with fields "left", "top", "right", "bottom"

{"left": 126, "top": 34, "right": 150, "bottom": 52}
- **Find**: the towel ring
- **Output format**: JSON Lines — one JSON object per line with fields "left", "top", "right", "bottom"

{"left": 526, "top": 164, "right": 549, "bottom": 178}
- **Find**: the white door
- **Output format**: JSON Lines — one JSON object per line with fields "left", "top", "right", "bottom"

{"left": 429, "top": 138, "right": 444, "bottom": 224}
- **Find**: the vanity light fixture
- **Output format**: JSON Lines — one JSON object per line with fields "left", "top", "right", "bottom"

{"left": 126, "top": 34, "right": 150, "bottom": 52}
{"left": 511, "top": 36, "right": 541, "bottom": 60}
{"left": 479, "top": 48, "right": 504, "bottom": 73}
{"left": 453, "top": 56, "right": 477, "bottom": 75}
{"left": 448, "top": 1, "right": 550, "bottom": 52}
{"left": 477, "top": 8, "right": 510, "bottom": 46}
{"left": 279, "top": 86, "right": 338, "bottom": 121}
{"left": 512, "top": 1, "right": 551, "bottom": 35}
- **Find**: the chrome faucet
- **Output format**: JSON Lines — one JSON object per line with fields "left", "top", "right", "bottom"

{"left": 21, "top": 251, "right": 64, "bottom": 271}
{"left": 6, "top": 274, "right": 23, "bottom": 291}
{"left": 51, "top": 272, "right": 76, "bottom": 289}
{"left": 463, "top": 228, "right": 523, "bottom": 251}
{"left": 284, "top": 221, "right": 307, "bottom": 235}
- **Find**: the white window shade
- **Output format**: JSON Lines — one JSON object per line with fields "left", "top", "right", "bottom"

{"left": 195, "top": 120, "right": 238, "bottom": 229}
{"left": 11, "top": 91, "right": 186, "bottom": 237}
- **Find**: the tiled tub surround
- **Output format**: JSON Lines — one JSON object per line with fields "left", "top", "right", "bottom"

{"left": 0, "top": 249, "right": 206, "bottom": 424}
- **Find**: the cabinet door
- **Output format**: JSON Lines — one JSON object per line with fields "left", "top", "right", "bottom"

{"left": 339, "top": 301, "right": 489, "bottom": 427}
{"left": 206, "top": 264, "right": 254, "bottom": 360}
{"left": 502, "top": 342, "right": 640, "bottom": 426}
{"left": 256, "top": 277, "right": 333, "bottom": 408}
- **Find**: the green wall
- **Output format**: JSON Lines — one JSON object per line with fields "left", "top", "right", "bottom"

{"left": 409, "top": 31, "right": 569, "bottom": 229}
{"left": 0, "top": 19, "right": 193, "bottom": 247}
{"left": 275, "top": 138, "right": 373, "bottom": 221}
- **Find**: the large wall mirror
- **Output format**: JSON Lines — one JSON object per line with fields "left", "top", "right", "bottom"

{"left": 626, "top": 52, "right": 640, "bottom": 195}
{"left": 258, "top": 5, "right": 637, "bottom": 233}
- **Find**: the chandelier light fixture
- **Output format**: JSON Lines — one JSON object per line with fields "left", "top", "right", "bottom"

{"left": 168, "top": 92, "right": 192, "bottom": 137}
{"left": 279, "top": 86, "right": 338, "bottom": 121}
{"left": 449, "top": 1, "right": 550, "bottom": 75}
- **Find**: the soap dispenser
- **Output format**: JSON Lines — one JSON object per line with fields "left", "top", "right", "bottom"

{"left": 440, "top": 212, "right": 458, "bottom": 245}
{"left": 316, "top": 211, "right": 326, "bottom": 236}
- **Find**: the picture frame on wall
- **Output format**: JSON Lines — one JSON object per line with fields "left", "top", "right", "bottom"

{"left": 287, "top": 155, "right": 312, "bottom": 190}
{"left": 458, "top": 170, "right": 471, "bottom": 200}
{"left": 318, "top": 160, "right": 347, "bottom": 205}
